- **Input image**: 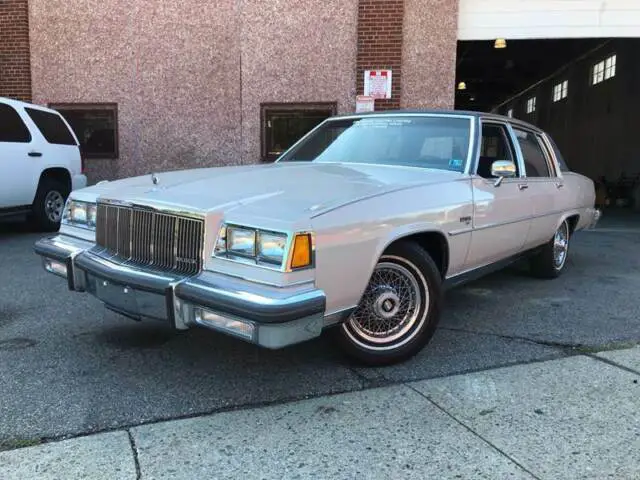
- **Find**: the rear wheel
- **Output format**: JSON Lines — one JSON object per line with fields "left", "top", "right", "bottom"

{"left": 529, "top": 219, "right": 571, "bottom": 278}
{"left": 31, "top": 177, "right": 69, "bottom": 231}
{"left": 335, "top": 241, "right": 442, "bottom": 366}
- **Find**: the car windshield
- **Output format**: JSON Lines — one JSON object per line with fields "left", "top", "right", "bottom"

{"left": 277, "top": 115, "right": 472, "bottom": 172}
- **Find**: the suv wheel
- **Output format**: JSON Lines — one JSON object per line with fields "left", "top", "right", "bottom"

{"left": 31, "top": 177, "right": 69, "bottom": 231}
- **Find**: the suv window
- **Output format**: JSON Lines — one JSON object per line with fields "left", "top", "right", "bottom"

{"left": 25, "top": 108, "right": 77, "bottom": 146}
{"left": 512, "top": 128, "right": 551, "bottom": 177}
{"left": 0, "top": 103, "right": 31, "bottom": 143}
{"left": 477, "top": 123, "right": 518, "bottom": 178}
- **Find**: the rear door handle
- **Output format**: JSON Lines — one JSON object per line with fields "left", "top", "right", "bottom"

{"left": 518, "top": 183, "right": 529, "bottom": 190}
{"left": 28, "top": 151, "right": 42, "bottom": 157}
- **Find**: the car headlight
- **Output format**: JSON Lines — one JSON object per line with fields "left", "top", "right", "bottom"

{"left": 62, "top": 200, "right": 97, "bottom": 230}
{"left": 214, "top": 224, "right": 312, "bottom": 270}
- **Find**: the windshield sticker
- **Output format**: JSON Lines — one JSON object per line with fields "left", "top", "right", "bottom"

{"left": 354, "top": 118, "right": 413, "bottom": 128}
{"left": 448, "top": 159, "right": 464, "bottom": 171}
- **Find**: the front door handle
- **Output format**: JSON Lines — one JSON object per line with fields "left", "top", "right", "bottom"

{"left": 28, "top": 151, "right": 42, "bottom": 157}
{"left": 518, "top": 183, "right": 529, "bottom": 190}
{"left": 556, "top": 182, "right": 564, "bottom": 189}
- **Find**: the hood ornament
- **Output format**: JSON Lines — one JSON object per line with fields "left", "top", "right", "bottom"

{"left": 151, "top": 173, "right": 159, "bottom": 185}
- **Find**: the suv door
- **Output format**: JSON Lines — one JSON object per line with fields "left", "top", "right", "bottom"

{"left": 466, "top": 121, "right": 532, "bottom": 269}
{"left": 0, "top": 102, "right": 41, "bottom": 209}
{"left": 511, "top": 127, "right": 561, "bottom": 249}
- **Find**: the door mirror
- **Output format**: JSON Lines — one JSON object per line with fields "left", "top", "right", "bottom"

{"left": 491, "top": 160, "right": 517, "bottom": 178}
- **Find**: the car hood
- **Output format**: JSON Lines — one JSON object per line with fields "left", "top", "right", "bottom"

{"left": 78, "top": 162, "right": 462, "bottom": 223}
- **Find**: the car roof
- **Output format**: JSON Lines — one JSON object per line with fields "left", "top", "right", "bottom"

{"left": 0, "top": 96, "right": 59, "bottom": 114}
{"left": 329, "top": 108, "right": 545, "bottom": 134}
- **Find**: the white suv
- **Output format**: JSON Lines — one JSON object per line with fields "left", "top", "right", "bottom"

{"left": 0, "top": 97, "right": 87, "bottom": 230}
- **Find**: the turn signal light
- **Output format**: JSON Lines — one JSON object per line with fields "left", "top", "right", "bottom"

{"left": 291, "top": 233, "right": 312, "bottom": 269}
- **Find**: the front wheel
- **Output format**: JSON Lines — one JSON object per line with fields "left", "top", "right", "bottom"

{"left": 334, "top": 241, "right": 442, "bottom": 366}
{"left": 31, "top": 177, "right": 69, "bottom": 231}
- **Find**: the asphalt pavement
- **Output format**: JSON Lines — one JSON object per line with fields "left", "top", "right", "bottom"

{"left": 1, "top": 212, "right": 639, "bottom": 448}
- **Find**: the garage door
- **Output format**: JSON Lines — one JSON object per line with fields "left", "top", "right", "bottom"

{"left": 458, "top": 0, "right": 640, "bottom": 40}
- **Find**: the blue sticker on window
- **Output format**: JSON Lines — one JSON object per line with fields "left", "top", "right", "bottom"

{"left": 448, "top": 159, "right": 464, "bottom": 171}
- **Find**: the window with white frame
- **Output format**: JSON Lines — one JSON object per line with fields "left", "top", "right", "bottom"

{"left": 592, "top": 60, "right": 605, "bottom": 84}
{"left": 604, "top": 54, "right": 616, "bottom": 79}
{"left": 592, "top": 54, "right": 616, "bottom": 85}
{"left": 552, "top": 80, "right": 568, "bottom": 102}
{"left": 526, "top": 97, "right": 536, "bottom": 114}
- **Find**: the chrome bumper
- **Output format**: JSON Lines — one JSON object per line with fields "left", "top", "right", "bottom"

{"left": 34, "top": 234, "right": 326, "bottom": 349}
{"left": 586, "top": 207, "right": 602, "bottom": 229}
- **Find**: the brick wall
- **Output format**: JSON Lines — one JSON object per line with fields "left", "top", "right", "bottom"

{"left": 0, "top": 0, "right": 32, "bottom": 101}
{"left": 356, "top": 0, "right": 404, "bottom": 110}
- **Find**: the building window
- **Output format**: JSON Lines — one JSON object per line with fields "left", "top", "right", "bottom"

{"left": 604, "top": 54, "right": 617, "bottom": 79}
{"left": 552, "top": 80, "right": 568, "bottom": 102}
{"left": 261, "top": 103, "right": 337, "bottom": 161}
{"left": 592, "top": 54, "right": 616, "bottom": 85}
{"left": 49, "top": 103, "right": 118, "bottom": 159}
{"left": 526, "top": 97, "right": 536, "bottom": 114}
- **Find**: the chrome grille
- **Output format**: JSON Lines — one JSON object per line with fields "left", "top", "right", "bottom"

{"left": 95, "top": 203, "right": 204, "bottom": 275}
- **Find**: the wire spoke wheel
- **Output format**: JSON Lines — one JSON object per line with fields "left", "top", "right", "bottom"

{"left": 343, "top": 255, "right": 430, "bottom": 352}
{"left": 553, "top": 221, "right": 569, "bottom": 270}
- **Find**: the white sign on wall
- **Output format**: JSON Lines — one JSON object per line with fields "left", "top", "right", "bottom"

{"left": 364, "top": 70, "right": 392, "bottom": 99}
{"left": 355, "top": 95, "right": 375, "bottom": 113}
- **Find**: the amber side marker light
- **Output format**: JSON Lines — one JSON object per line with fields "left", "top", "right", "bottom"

{"left": 291, "top": 233, "right": 312, "bottom": 269}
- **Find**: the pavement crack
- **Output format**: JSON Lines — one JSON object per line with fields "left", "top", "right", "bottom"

{"left": 405, "top": 384, "right": 542, "bottom": 480}
{"left": 440, "top": 327, "right": 581, "bottom": 350}
{"left": 126, "top": 429, "right": 142, "bottom": 480}
{"left": 584, "top": 353, "right": 640, "bottom": 376}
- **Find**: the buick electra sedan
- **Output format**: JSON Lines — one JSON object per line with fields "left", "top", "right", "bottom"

{"left": 34, "top": 110, "right": 601, "bottom": 365}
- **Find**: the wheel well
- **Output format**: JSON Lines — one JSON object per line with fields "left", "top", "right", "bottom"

{"left": 566, "top": 214, "right": 580, "bottom": 234}
{"left": 40, "top": 168, "right": 71, "bottom": 193}
{"left": 386, "top": 231, "right": 449, "bottom": 278}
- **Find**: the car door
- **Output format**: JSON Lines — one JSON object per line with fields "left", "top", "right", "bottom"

{"left": 465, "top": 121, "right": 532, "bottom": 269}
{"left": 0, "top": 102, "right": 43, "bottom": 209}
{"left": 510, "top": 126, "right": 561, "bottom": 249}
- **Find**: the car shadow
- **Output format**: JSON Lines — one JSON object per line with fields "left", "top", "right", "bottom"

{"left": 0, "top": 217, "right": 44, "bottom": 237}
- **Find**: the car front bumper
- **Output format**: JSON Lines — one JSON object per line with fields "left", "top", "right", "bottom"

{"left": 34, "top": 234, "right": 326, "bottom": 349}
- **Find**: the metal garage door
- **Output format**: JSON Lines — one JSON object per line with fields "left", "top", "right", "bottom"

{"left": 458, "top": 0, "right": 640, "bottom": 40}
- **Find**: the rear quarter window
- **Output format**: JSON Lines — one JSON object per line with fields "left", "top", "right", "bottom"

{"left": 546, "top": 135, "right": 570, "bottom": 172}
{"left": 25, "top": 107, "right": 77, "bottom": 146}
{"left": 0, "top": 103, "right": 31, "bottom": 143}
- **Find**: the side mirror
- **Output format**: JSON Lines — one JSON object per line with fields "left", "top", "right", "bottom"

{"left": 491, "top": 160, "right": 517, "bottom": 186}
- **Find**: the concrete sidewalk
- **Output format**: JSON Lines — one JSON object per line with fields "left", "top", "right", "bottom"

{"left": 2, "top": 348, "right": 639, "bottom": 480}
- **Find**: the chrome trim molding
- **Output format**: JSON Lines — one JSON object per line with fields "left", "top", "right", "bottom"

{"left": 323, "top": 306, "right": 358, "bottom": 327}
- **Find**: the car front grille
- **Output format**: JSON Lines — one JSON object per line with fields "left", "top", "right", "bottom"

{"left": 94, "top": 202, "right": 204, "bottom": 276}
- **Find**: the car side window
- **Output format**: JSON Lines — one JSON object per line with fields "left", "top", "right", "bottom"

{"left": 24, "top": 107, "right": 77, "bottom": 146}
{"left": 545, "top": 135, "right": 571, "bottom": 172}
{"left": 0, "top": 103, "right": 32, "bottom": 143}
{"left": 476, "top": 123, "right": 518, "bottom": 179}
{"left": 512, "top": 128, "right": 552, "bottom": 178}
